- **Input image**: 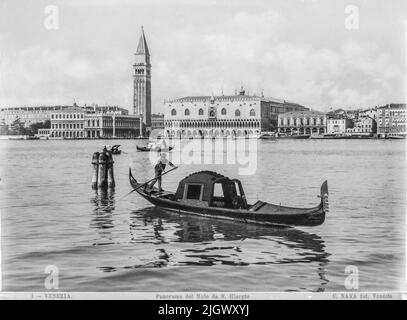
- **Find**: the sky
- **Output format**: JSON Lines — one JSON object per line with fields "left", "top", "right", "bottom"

{"left": 0, "top": 0, "right": 406, "bottom": 113}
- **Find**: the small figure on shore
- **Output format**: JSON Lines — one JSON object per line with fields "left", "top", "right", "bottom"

{"left": 148, "top": 153, "right": 175, "bottom": 192}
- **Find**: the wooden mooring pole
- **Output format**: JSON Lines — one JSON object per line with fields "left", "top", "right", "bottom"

{"left": 92, "top": 147, "right": 116, "bottom": 190}
{"left": 107, "top": 151, "right": 115, "bottom": 188}
{"left": 91, "top": 152, "right": 100, "bottom": 189}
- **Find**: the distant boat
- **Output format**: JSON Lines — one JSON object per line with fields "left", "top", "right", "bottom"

{"left": 137, "top": 145, "right": 174, "bottom": 152}
{"left": 129, "top": 169, "right": 329, "bottom": 227}
{"left": 110, "top": 145, "right": 122, "bottom": 155}
{"left": 259, "top": 133, "right": 277, "bottom": 140}
{"left": 387, "top": 134, "right": 405, "bottom": 139}
{"left": 277, "top": 134, "right": 310, "bottom": 139}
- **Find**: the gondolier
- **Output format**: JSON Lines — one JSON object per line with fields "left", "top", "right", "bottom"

{"left": 148, "top": 153, "right": 175, "bottom": 192}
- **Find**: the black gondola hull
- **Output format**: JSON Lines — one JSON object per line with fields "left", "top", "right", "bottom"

{"left": 129, "top": 169, "right": 327, "bottom": 227}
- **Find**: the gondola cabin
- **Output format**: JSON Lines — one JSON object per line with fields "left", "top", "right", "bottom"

{"left": 174, "top": 171, "right": 248, "bottom": 209}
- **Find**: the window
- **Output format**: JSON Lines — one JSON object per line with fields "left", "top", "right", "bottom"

{"left": 209, "top": 110, "right": 215, "bottom": 117}
{"left": 199, "top": 108, "right": 204, "bottom": 115}
{"left": 213, "top": 183, "right": 224, "bottom": 198}
{"left": 235, "top": 109, "right": 241, "bottom": 117}
{"left": 249, "top": 109, "right": 255, "bottom": 117}
{"left": 185, "top": 184, "right": 203, "bottom": 200}
{"left": 221, "top": 108, "right": 226, "bottom": 115}
{"left": 185, "top": 109, "right": 190, "bottom": 116}
{"left": 171, "top": 109, "right": 176, "bottom": 116}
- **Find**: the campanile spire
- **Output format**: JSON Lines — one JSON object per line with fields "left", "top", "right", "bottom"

{"left": 133, "top": 26, "right": 152, "bottom": 132}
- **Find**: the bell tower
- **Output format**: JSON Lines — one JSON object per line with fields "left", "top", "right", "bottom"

{"left": 133, "top": 26, "right": 151, "bottom": 133}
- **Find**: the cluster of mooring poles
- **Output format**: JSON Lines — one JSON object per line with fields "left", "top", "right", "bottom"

{"left": 91, "top": 146, "right": 115, "bottom": 189}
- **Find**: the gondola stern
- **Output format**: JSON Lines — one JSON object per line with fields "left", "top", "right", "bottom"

{"left": 320, "top": 180, "right": 329, "bottom": 213}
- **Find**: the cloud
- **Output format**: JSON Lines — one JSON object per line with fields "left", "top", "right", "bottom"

{"left": 153, "top": 8, "right": 403, "bottom": 110}
{"left": 0, "top": 1, "right": 405, "bottom": 111}
{"left": 0, "top": 46, "right": 132, "bottom": 106}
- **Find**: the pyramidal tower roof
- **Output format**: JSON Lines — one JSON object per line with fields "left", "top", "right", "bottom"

{"left": 136, "top": 26, "right": 150, "bottom": 56}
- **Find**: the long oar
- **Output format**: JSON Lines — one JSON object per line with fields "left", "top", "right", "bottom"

{"left": 133, "top": 166, "right": 179, "bottom": 191}
{"left": 102, "top": 166, "right": 178, "bottom": 210}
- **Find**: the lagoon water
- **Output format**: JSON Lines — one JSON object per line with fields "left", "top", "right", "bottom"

{"left": 0, "top": 139, "right": 405, "bottom": 292}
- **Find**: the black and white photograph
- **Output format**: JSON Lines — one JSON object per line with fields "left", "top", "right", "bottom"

{"left": 0, "top": 0, "right": 406, "bottom": 304}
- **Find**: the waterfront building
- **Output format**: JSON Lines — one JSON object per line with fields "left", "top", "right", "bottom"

{"left": 133, "top": 27, "right": 152, "bottom": 132}
{"left": 0, "top": 105, "right": 72, "bottom": 127}
{"left": 0, "top": 104, "right": 127, "bottom": 129}
{"left": 163, "top": 88, "right": 307, "bottom": 138}
{"left": 376, "top": 104, "right": 406, "bottom": 137}
{"left": 84, "top": 114, "right": 140, "bottom": 138}
{"left": 36, "top": 129, "right": 51, "bottom": 139}
{"left": 278, "top": 110, "right": 326, "bottom": 135}
{"left": 358, "top": 107, "right": 377, "bottom": 120}
{"left": 346, "top": 116, "right": 376, "bottom": 135}
{"left": 49, "top": 107, "right": 140, "bottom": 139}
{"left": 326, "top": 117, "right": 354, "bottom": 134}
{"left": 151, "top": 113, "right": 164, "bottom": 130}
{"left": 49, "top": 107, "right": 86, "bottom": 138}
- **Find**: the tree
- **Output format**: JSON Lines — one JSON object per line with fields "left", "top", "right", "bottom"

{"left": 0, "top": 119, "right": 8, "bottom": 135}
{"left": 9, "top": 117, "right": 26, "bottom": 135}
{"left": 27, "top": 120, "right": 51, "bottom": 135}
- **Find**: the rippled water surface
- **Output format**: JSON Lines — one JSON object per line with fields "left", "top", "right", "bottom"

{"left": 0, "top": 139, "right": 405, "bottom": 292}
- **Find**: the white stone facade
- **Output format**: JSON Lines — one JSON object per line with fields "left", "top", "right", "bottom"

{"left": 163, "top": 91, "right": 308, "bottom": 138}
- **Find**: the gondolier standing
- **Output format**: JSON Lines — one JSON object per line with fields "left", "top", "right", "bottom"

{"left": 148, "top": 153, "right": 175, "bottom": 192}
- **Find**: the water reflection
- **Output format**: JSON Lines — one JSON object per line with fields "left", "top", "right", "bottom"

{"left": 129, "top": 207, "right": 330, "bottom": 287}
{"left": 90, "top": 188, "right": 115, "bottom": 245}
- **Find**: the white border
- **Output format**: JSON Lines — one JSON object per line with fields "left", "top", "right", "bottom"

{"left": 0, "top": 291, "right": 403, "bottom": 300}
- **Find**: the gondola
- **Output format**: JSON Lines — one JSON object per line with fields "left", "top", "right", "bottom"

{"left": 259, "top": 133, "right": 277, "bottom": 140}
{"left": 277, "top": 134, "right": 310, "bottom": 139}
{"left": 129, "top": 169, "right": 329, "bottom": 227}
{"left": 136, "top": 145, "right": 174, "bottom": 152}
{"left": 110, "top": 145, "right": 121, "bottom": 154}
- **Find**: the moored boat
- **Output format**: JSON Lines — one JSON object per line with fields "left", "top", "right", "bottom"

{"left": 110, "top": 145, "right": 122, "bottom": 154}
{"left": 129, "top": 169, "right": 329, "bottom": 227}
{"left": 259, "top": 133, "right": 277, "bottom": 140}
{"left": 136, "top": 145, "right": 174, "bottom": 152}
{"left": 387, "top": 134, "right": 406, "bottom": 139}
{"left": 277, "top": 134, "right": 310, "bottom": 139}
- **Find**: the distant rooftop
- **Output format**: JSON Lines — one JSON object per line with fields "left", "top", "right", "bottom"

{"left": 166, "top": 92, "right": 304, "bottom": 107}
{"left": 377, "top": 103, "right": 406, "bottom": 109}
{"left": 279, "top": 110, "right": 325, "bottom": 117}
